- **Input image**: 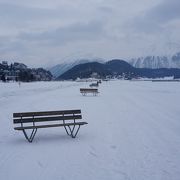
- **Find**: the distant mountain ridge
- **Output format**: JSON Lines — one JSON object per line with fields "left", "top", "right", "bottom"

{"left": 49, "top": 52, "right": 180, "bottom": 78}
{"left": 48, "top": 58, "right": 104, "bottom": 78}
{"left": 129, "top": 52, "right": 180, "bottom": 69}
{"left": 57, "top": 59, "right": 180, "bottom": 80}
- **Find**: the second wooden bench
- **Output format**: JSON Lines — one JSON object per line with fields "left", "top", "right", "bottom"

{"left": 80, "top": 88, "right": 99, "bottom": 96}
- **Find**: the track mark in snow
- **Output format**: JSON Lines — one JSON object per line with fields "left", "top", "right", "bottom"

{"left": 37, "top": 161, "right": 44, "bottom": 168}
{"left": 0, "top": 152, "right": 14, "bottom": 168}
{"left": 162, "top": 169, "right": 171, "bottom": 179}
{"left": 112, "top": 169, "right": 131, "bottom": 180}
{"left": 89, "top": 151, "right": 98, "bottom": 158}
{"left": 89, "top": 145, "right": 98, "bottom": 158}
{"left": 110, "top": 145, "right": 117, "bottom": 150}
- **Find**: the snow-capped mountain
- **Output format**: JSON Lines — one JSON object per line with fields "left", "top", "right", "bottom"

{"left": 48, "top": 58, "right": 104, "bottom": 78}
{"left": 172, "top": 52, "right": 180, "bottom": 68}
{"left": 129, "top": 52, "right": 180, "bottom": 69}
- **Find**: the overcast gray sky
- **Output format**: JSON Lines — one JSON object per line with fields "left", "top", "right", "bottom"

{"left": 0, "top": 0, "right": 180, "bottom": 67}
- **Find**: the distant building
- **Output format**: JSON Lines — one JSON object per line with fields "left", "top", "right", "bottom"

{"left": 0, "top": 61, "right": 52, "bottom": 82}
{"left": 91, "top": 72, "right": 100, "bottom": 79}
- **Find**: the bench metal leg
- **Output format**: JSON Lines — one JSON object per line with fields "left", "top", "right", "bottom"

{"left": 73, "top": 125, "right": 81, "bottom": 138}
{"left": 64, "top": 125, "right": 70, "bottom": 136}
{"left": 64, "top": 125, "right": 81, "bottom": 138}
{"left": 22, "top": 128, "right": 37, "bottom": 143}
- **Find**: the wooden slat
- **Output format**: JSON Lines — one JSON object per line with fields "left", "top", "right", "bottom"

{"left": 13, "top": 109, "right": 81, "bottom": 118}
{"left": 80, "top": 88, "right": 98, "bottom": 91}
{"left": 14, "top": 122, "right": 88, "bottom": 130}
{"left": 14, "top": 115, "right": 82, "bottom": 124}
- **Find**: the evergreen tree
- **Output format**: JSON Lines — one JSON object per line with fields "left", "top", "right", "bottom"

{"left": 1, "top": 74, "right": 6, "bottom": 82}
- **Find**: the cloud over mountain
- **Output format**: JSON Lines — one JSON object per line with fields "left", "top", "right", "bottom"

{"left": 0, "top": 0, "right": 179, "bottom": 67}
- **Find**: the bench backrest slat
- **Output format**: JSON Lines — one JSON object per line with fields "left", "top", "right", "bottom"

{"left": 13, "top": 109, "right": 81, "bottom": 118}
{"left": 80, "top": 88, "right": 98, "bottom": 91}
{"left": 13, "top": 115, "right": 82, "bottom": 124}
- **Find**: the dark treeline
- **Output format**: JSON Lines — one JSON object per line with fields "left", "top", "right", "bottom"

{"left": 0, "top": 62, "right": 52, "bottom": 82}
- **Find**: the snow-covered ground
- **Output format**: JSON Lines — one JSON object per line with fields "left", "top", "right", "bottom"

{"left": 0, "top": 80, "right": 180, "bottom": 180}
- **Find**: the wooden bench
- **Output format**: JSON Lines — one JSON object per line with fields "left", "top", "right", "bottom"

{"left": 80, "top": 88, "right": 99, "bottom": 96}
{"left": 13, "top": 109, "right": 88, "bottom": 143}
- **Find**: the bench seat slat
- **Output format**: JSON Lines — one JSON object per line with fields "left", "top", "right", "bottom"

{"left": 14, "top": 115, "right": 82, "bottom": 124}
{"left": 14, "top": 122, "right": 88, "bottom": 130}
{"left": 80, "top": 91, "right": 99, "bottom": 93}
{"left": 81, "top": 91, "right": 99, "bottom": 93}
{"left": 13, "top": 109, "right": 81, "bottom": 118}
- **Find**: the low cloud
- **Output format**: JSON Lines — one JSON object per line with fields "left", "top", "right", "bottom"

{"left": 0, "top": 0, "right": 180, "bottom": 66}
{"left": 127, "top": 0, "right": 180, "bottom": 33}
{"left": 18, "top": 21, "right": 105, "bottom": 46}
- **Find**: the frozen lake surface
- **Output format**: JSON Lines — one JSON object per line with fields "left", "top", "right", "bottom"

{"left": 0, "top": 80, "right": 180, "bottom": 180}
